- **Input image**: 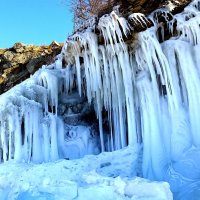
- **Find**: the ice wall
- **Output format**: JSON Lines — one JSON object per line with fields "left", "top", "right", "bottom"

{"left": 61, "top": 0, "right": 200, "bottom": 190}
{"left": 0, "top": 66, "right": 98, "bottom": 163}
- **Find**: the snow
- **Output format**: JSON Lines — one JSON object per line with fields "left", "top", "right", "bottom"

{"left": 166, "top": 1, "right": 177, "bottom": 11}
{"left": 0, "top": 146, "right": 172, "bottom": 200}
{"left": 98, "top": 11, "right": 130, "bottom": 52}
{"left": 129, "top": 13, "right": 149, "bottom": 28}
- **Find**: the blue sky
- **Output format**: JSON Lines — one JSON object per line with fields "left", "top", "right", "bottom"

{"left": 0, "top": 0, "right": 73, "bottom": 48}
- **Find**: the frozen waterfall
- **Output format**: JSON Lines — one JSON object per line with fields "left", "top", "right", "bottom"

{"left": 1, "top": 0, "right": 200, "bottom": 199}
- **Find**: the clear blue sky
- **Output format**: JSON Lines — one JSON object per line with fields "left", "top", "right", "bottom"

{"left": 0, "top": 0, "right": 73, "bottom": 48}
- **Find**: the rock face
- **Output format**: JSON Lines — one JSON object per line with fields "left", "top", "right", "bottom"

{"left": 59, "top": 93, "right": 97, "bottom": 125}
{"left": 0, "top": 42, "right": 63, "bottom": 94}
{"left": 125, "top": 0, "right": 178, "bottom": 14}
{"left": 109, "top": 0, "right": 191, "bottom": 15}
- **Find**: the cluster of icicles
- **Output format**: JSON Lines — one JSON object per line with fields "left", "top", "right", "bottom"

{"left": 64, "top": 0, "right": 200, "bottom": 150}
{"left": 1, "top": 0, "right": 200, "bottom": 195}
{"left": 0, "top": 65, "right": 74, "bottom": 163}
{"left": 62, "top": 0, "right": 200, "bottom": 192}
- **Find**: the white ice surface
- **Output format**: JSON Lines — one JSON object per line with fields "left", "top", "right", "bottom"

{"left": 0, "top": 146, "right": 172, "bottom": 200}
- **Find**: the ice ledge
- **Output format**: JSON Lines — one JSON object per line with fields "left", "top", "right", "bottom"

{"left": 0, "top": 146, "right": 172, "bottom": 200}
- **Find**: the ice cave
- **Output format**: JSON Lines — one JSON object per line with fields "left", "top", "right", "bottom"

{"left": 0, "top": 0, "right": 200, "bottom": 199}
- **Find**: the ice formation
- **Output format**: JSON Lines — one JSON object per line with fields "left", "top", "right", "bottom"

{"left": 0, "top": 67, "right": 99, "bottom": 163}
{"left": 0, "top": 146, "right": 173, "bottom": 200}
{"left": 1, "top": 0, "right": 200, "bottom": 199}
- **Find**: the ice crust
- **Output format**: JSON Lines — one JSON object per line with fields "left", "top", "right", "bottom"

{"left": 0, "top": 146, "right": 173, "bottom": 200}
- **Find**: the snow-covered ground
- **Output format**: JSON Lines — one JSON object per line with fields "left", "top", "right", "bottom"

{"left": 0, "top": 146, "right": 172, "bottom": 200}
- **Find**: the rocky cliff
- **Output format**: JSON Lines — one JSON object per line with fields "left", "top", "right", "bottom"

{"left": 0, "top": 42, "right": 63, "bottom": 94}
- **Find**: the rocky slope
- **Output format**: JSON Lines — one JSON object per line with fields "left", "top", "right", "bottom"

{"left": 0, "top": 42, "right": 63, "bottom": 94}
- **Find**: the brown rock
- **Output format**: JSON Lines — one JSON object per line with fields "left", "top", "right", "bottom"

{"left": 0, "top": 42, "right": 63, "bottom": 94}
{"left": 3, "top": 51, "right": 14, "bottom": 61}
{"left": 13, "top": 42, "right": 26, "bottom": 53}
{"left": 13, "top": 54, "right": 28, "bottom": 64}
{"left": 3, "top": 63, "right": 12, "bottom": 69}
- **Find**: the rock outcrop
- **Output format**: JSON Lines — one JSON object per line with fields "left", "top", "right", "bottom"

{"left": 74, "top": 0, "right": 192, "bottom": 33}
{"left": 0, "top": 41, "right": 63, "bottom": 94}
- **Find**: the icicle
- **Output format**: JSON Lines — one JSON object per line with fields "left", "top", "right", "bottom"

{"left": 7, "top": 113, "right": 14, "bottom": 160}
{"left": 55, "top": 56, "right": 63, "bottom": 69}
{"left": 118, "top": 46, "right": 137, "bottom": 145}
{"left": 96, "top": 89, "right": 105, "bottom": 152}
{"left": 136, "top": 71, "right": 166, "bottom": 180}
{"left": 57, "top": 117, "right": 65, "bottom": 158}
{"left": 129, "top": 13, "right": 148, "bottom": 28}
{"left": 63, "top": 66, "right": 76, "bottom": 95}
{"left": 75, "top": 55, "right": 82, "bottom": 96}
{"left": 49, "top": 114, "right": 59, "bottom": 161}
{"left": 163, "top": 40, "right": 200, "bottom": 146}
{"left": 98, "top": 11, "right": 130, "bottom": 52}
{"left": 112, "top": 55, "right": 126, "bottom": 148}
{"left": 31, "top": 106, "right": 43, "bottom": 163}
{"left": 13, "top": 108, "right": 23, "bottom": 162}
{"left": 37, "top": 70, "right": 59, "bottom": 115}
{"left": 0, "top": 120, "right": 8, "bottom": 162}
{"left": 42, "top": 122, "right": 50, "bottom": 162}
